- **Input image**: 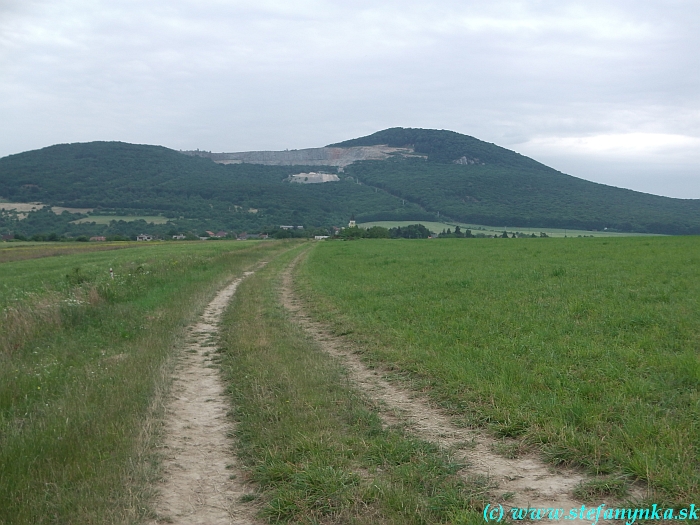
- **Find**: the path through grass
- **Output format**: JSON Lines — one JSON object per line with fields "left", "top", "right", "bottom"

{"left": 0, "top": 240, "right": 289, "bottom": 524}
{"left": 217, "top": 246, "right": 488, "bottom": 524}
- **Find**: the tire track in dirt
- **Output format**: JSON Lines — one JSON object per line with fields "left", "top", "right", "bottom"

{"left": 151, "top": 270, "right": 262, "bottom": 525}
{"left": 281, "top": 251, "right": 643, "bottom": 522}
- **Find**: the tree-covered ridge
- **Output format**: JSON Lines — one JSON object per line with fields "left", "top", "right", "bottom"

{"left": 344, "top": 158, "right": 700, "bottom": 234}
{"left": 1, "top": 132, "right": 700, "bottom": 237}
{"left": 328, "top": 127, "right": 544, "bottom": 167}
{"left": 0, "top": 141, "right": 423, "bottom": 237}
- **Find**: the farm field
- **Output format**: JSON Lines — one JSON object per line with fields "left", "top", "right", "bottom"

{"left": 0, "top": 241, "right": 137, "bottom": 263}
{"left": 358, "top": 220, "right": 662, "bottom": 238}
{"left": 0, "top": 239, "right": 291, "bottom": 524}
{"left": 297, "top": 237, "right": 700, "bottom": 504}
{"left": 0, "top": 201, "right": 93, "bottom": 215}
{"left": 71, "top": 215, "right": 170, "bottom": 224}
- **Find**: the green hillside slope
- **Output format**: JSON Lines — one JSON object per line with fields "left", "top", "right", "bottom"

{"left": 1, "top": 130, "right": 699, "bottom": 236}
{"left": 330, "top": 127, "right": 543, "bottom": 167}
{"left": 0, "top": 142, "right": 425, "bottom": 236}
{"left": 332, "top": 128, "right": 700, "bottom": 234}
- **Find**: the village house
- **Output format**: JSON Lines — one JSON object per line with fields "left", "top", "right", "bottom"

{"left": 89, "top": 236, "right": 106, "bottom": 242}
{"left": 136, "top": 234, "right": 153, "bottom": 241}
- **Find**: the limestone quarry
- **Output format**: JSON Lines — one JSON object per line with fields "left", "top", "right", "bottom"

{"left": 287, "top": 172, "right": 340, "bottom": 184}
{"left": 182, "top": 145, "right": 424, "bottom": 167}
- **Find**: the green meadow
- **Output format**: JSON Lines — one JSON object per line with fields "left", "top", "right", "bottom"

{"left": 217, "top": 246, "right": 488, "bottom": 524}
{"left": 3, "top": 234, "right": 699, "bottom": 523}
{"left": 0, "top": 241, "right": 135, "bottom": 264}
{"left": 0, "top": 240, "right": 289, "bottom": 524}
{"left": 358, "top": 220, "right": 661, "bottom": 238}
{"left": 298, "top": 237, "right": 700, "bottom": 504}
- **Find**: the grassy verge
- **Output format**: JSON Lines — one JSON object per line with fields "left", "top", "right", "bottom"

{"left": 0, "top": 240, "right": 291, "bottom": 524}
{"left": 296, "top": 237, "right": 700, "bottom": 504}
{"left": 217, "top": 246, "right": 488, "bottom": 524}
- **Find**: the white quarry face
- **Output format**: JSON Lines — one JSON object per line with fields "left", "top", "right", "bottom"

{"left": 287, "top": 172, "right": 341, "bottom": 184}
{"left": 207, "top": 145, "right": 424, "bottom": 167}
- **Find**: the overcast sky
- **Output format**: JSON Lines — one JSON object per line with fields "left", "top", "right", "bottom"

{"left": 1, "top": 0, "right": 698, "bottom": 197}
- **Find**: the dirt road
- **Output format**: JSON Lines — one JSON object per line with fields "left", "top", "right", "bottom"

{"left": 280, "top": 251, "right": 642, "bottom": 521}
{"left": 150, "top": 272, "right": 260, "bottom": 525}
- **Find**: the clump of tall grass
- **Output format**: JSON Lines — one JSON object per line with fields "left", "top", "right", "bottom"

{"left": 1, "top": 293, "right": 62, "bottom": 355}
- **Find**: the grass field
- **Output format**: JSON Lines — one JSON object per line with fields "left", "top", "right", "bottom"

{"left": 0, "top": 241, "right": 137, "bottom": 263}
{"left": 4, "top": 235, "right": 698, "bottom": 522}
{"left": 71, "top": 215, "right": 170, "bottom": 224}
{"left": 0, "top": 240, "right": 291, "bottom": 524}
{"left": 358, "top": 220, "right": 661, "bottom": 238}
{"left": 217, "top": 246, "right": 488, "bottom": 524}
{"left": 298, "top": 237, "right": 700, "bottom": 504}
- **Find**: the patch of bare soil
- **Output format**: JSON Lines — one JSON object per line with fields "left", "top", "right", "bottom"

{"left": 151, "top": 271, "right": 261, "bottom": 525}
{"left": 281, "top": 253, "right": 644, "bottom": 522}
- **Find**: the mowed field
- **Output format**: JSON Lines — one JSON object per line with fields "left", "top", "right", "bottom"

{"left": 297, "top": 237, "right": 700, "bottom": 504}
{"left": 0, "top": 240, "right": 289, "bottom": 524}
{"left": 358, "top": 220, "right": 661, "bottom": 238}
{"left": 0, "top": 240, "right": 138, "bottom": 264}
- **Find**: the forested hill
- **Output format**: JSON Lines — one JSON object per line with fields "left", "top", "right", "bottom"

{"left": 1, "top": 129, "right": 699, "bottom": 237}
{"left": 328, "top": 127, "right": 544, "bottom": 167}
{"left": 0, "top": 141, "right": 426, "bottom": 236}
{"left": 332, "top": 128, "right": 700, "bottom": 234}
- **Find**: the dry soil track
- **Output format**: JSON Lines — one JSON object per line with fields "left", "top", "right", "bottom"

{"left": 280, "top": 250, "right": 643, "bottom": 522}
{"left": 148, "top": 248, "right": 643, "bottom": 525}
{"left": 150, "top": 271, "right": 262, "bottom": 525}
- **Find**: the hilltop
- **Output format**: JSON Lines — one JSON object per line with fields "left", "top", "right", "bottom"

{"left": 1, "top": 128, "right": 699, "bottom": 237}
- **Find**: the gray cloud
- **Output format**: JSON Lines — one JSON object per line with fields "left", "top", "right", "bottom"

{"left": 1, "top": 0, "right": 698, "bottom": 197}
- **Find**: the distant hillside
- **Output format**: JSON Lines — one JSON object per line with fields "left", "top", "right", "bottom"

{"left": 1, "top": 129, "right": 699, "bottom": 237}
{"left": 332, "top": 128, "right": 700, "bottom": 234}
{"left": 329, "top": 127, "right": 544, "bottom": 167}
{"left": 0, "top": 141, "right": 424, "bottom": 237}
{"left": 182, "top": 145, "right": 423, "bottom": 167}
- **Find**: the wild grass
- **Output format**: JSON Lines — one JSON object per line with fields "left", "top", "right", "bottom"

{"left": 0, "top": 240, "right": 288, "bottom": 524}
{"left": 0, "top": 241, "right": 135, "bottom": 263}
{"left": 217, "top": 247, "right": 489, "bottom": 524}
{"left": 297, "top": 237, "right": 700, "bottom": 504}
{"left": 573, "top": 477, "right": 629, "bottom": 501}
